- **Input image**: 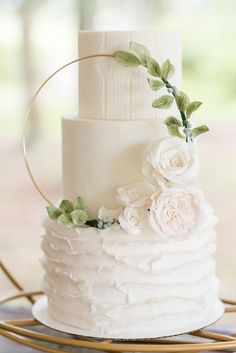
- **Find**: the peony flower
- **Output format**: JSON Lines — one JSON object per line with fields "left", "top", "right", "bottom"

{"left": 143, "top": 137, "right": 199, "bottom": 188}
{"left": 149, "top": 187, "right": 210, "bottom": 239}
{"left": 117, "top": 181, "right": 153, "bottom": 208}
{"left": 119, "top": 207, "right": 146, "bottom": 236}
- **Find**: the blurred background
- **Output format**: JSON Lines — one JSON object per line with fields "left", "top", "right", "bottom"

{"left": 1, "top": 0, "right": 236, "bottom": 307}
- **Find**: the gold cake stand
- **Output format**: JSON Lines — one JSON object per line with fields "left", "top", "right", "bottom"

{"left": 1, "top": 261, "right": 236, "bottom": 353}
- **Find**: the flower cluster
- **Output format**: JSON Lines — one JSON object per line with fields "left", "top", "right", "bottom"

{"left": 46, "top": 137, "right": 214, "bottom": 240}
{"left": 108, "top": 136, "right": 214, "bottom": 240}
{"left": 97, "top": 207, "right": 121, "bottom": 229}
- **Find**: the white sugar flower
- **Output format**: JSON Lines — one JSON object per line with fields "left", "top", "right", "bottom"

{"left": 119, "top": 207, "right": 146, "bottom": 236}
{"left": 149, "top": 187, "right": 212, "bottom": 239}
{"left": 117, "top": 181, "right": 153, "bottom": 208}
{"left": 143, "top": 137, "right": 199, "bottom": 188}
{"left": 98, "top": 207, "right": 121, "bottom": 224}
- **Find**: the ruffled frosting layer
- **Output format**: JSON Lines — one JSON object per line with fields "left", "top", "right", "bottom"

{"left": 41, "top": 218, "right": 222, "bottom": 336}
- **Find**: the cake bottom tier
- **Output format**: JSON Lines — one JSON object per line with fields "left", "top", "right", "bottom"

{"left": 41, "top": 219, "right": 224, "bottom": 338}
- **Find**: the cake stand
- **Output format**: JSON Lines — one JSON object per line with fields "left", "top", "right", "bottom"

{"left": 1, "top": 260, "right": 236, "bottom": 353}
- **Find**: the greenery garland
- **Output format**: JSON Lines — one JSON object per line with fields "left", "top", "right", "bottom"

{"left": 114, "top": 41, "right": 209, "bottom": 142}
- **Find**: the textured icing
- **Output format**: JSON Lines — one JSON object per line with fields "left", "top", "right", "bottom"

{"left": 41, "top": 218, "right": 222, "bottom": 336}
{"left": 78, "top": 30, "right": 181, "bottom": 120}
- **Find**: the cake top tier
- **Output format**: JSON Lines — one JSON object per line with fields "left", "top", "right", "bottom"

{"left": 78, "top": 30, "right": 182, "bottom": 121}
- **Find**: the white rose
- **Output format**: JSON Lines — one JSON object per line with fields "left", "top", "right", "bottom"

{"left": 117, "top": 181, "right": 153, "bottom": 208}
{"left": 98, "top": 207, "right": 121, "bottom": 223}
{"left": 143, "top": 137, "right": 199, "bottom": 187}
{"left": 149, "top": 187, "right": 210, "bottom": 239}
{"left": 119, "top": 207, "right": 146, "bottom": 236}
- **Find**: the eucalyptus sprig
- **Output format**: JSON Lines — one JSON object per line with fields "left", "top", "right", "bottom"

{"left": 46, "top": 196, "right": 115, "bottom": 229}
{"left": 114, "top": 41, "right": 209, "bottom": 142}
{"left": 46, "top": 196, "right": 98, "bottom": 228}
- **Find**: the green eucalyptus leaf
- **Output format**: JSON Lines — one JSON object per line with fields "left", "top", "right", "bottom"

{"left": 186, "top": 101, "right": 203, "bottom": 118}
{"left": 71, "top": 209, "right": 88, "bottom": 225}
{"left": 191, "top": 125, "right": 209, "bottom": 138}
{"left": 175, "top": 91, "right": 190, "bottom": 113}
{"left": 59, "top": 199, "right": 73, "bottom": 213}
{"left": 129, "top": 41, "right": 151, "bottom": 66}
{"left": 114, "top": 51, "right": 140, "bottom": 67}
{"left": 147, "top": 78, "right": 165, "bottom": 91}
{"left": 161, "top": 59, "right": 175, "bottom": 80}
{"left": 166, "top": 125, "right": 184, "bottom": 139}
{"left": 57, "top": 213, "right": 74, "bottom": 228}
{"left": 164, "top": 116, "right": 182, "bottom": 127}
{"left": 147, "top": 57, "right": 161, "bottom": 77}
{"left": 46, "top": 206, "right": 63, "bottom": 220}
{"left": 164, "top": 116, "right": 184, "bottom": 138}
{"left": 152, "top": 95, "right": 174, "bottom": 109}
{"left": 74, "top": 196, "right": 88, "bottom": 211}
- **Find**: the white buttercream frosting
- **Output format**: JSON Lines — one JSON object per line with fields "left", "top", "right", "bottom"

{"left": 41, "top": 218, "right": 223, "bottom": 337}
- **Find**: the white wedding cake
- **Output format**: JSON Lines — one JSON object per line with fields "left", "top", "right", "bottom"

{"left": 40, "top": 30, "right": 224, "bottom": 339}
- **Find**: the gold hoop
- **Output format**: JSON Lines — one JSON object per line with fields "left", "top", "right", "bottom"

{"left": 22, "top": 54, "right": 114, "bottom": 206}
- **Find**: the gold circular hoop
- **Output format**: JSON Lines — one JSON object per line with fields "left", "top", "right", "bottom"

{"left": 22, "top": 54, "right": 114, "bottom": 206}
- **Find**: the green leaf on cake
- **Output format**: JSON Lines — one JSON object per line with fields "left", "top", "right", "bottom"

{"left": 147, "top": 78, "right": 165, "bottom": 91}
{"left": 46, "top": 206, "right": 63, "bottom": 220}
{"left": 74, "top": 196, "right": 88, "bottom": 212}
{"left": 191, "top": 125, "right": 209, "bottom": 138}
{"left": 161, "top": 59, "right": 175, "bottom": 80}
{"left": 164, "top": 116, "right": 182, "bottom": 127}
{"left": 166, "top": 126, "right": 184, "bottom": 139}
{"left": 59, "top": 199, "right": 73, "bottom": 213}
{"left": 152, "top": 95, "right": 174, "bottom": 109}
{"left": 45, "top": 195, "right": 118, "bottom": 229}
{"left": 164, "top": 116, "right": 184, "bottom": 138}
{"left": 147, "top": 57, "right": 161, "bottom": 77}
{"left": 175, "top": 91, "right": 190, "bottom": 113}
{"left": 186, "top": 101, "right": 203, "bottom": 118}
{"left": 129, "top": 41, "right": 151, "bottom": 66}
{"left": 57, "top": 213, "right": 74, "bottom": 228}
{"left": 71, "top": 209, "right": 88, "bottom": 225}
{"left": 114, "top": 51, "right": 141, "bottom": 67}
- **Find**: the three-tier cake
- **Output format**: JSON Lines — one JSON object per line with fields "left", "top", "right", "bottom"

{"left": 40, "top": 30, "right": 224, "bottom": 339}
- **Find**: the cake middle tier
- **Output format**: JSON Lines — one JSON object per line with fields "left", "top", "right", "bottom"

{"left": 62, "top": 116, "right": 166, "bottom": 218}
